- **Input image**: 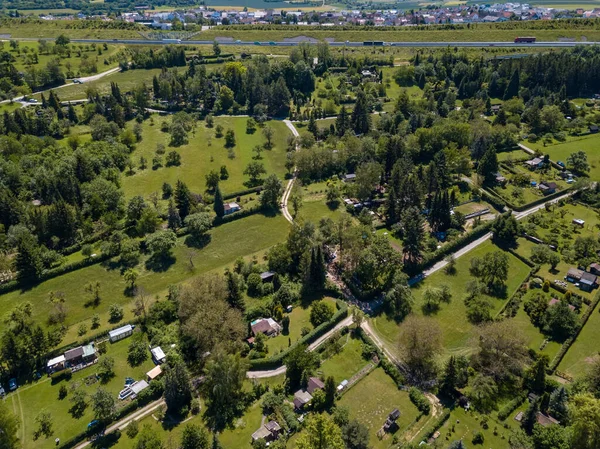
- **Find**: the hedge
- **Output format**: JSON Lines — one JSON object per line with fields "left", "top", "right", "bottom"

{"left": 223, "top": 186, "right": 264, "bottom": 200}
{"left": 479, "top": 188, "right": 507, "bottom": 211}
{"left": 549, "top": 288, "right": 600, "bottom": 372}
{"left": 508, "top": 188, "right": 573, "bottom": 213}
{"left": 498, "top": 393, "right": 527, "bottom": 420}
{"left": 506, "top": 247, "right": 536, "bottom": 268}
{"left": 409, "top": 387, "right": 431, "bottom": 415}
{"left": 248, "top": 301, "right": 349, "bottom": 370}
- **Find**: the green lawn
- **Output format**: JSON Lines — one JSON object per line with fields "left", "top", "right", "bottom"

{"left": 558, "top": 292, "right": 600, "bottom": 379}
{"left": 338, "top": 368, "right": 421, "bottom": 449}
{"left": 424, "top": 406, "right": 517, "bottom": 449}
{"left": 318, "top": 332, "right": 370, "bottom": 384}
{"left": 219, "top": 401, "right": 264, "bottom": 449}
{"left": 508, "top": 289, "right": 563, "bottom": 359}
{"left": 525, "top": 132, "right": 600, "bottom": 179}
{"left": 266, "top": 297, "right": 338, "bottom": 354}
{"left": 490, "top": 165, "right": 568, "bottom": 207}
{"left": 1, "top": 213, "right": 290, "bottom": 346}
{"left": 497, "top": 148, "right": 529, "bottom": 162}
{"left": 121, "top": 116, "right": 291, "bottom": 200}
{"left": 294, "top": 181, "right": 346, "bottom": 224}
{"left": 370, "top": 241, "right": 531, "bottom": 358}
{"left": 9, "top": 336, "right": 155, "bottom": 449}
{"left": 0, "top": 20, "right": 145, "bottom": 39}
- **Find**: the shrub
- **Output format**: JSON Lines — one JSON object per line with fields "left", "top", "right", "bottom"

{"left": 409, "top": 387, "right": 431, "bottom": 415}
{"left": 126, "top": 419, "right": 139, "bottom": 438}
{"left": 472, "top": 431, "right": 484, "bottom": 445}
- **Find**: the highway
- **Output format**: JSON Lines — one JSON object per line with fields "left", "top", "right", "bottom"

{"left": 18, "top": 37, "right": 600, "bottom": 48}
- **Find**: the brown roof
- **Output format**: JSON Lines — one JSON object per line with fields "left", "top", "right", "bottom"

{"left": 251, "top": 320, "right": 275, "bottom": 336}
{"left": 307, "top": 377, "right": 325, "bottom": 394}
{"left": 536, "top": 412, "right": 559, "bottom": 427}
{"left": 567, "top": 268, "right": 584, "bottom": 280}
{"left": 64, "top": 346, "right": 84, "bottom": 361}
{"left": 265, "top": 421, "right": 281, "bottom": 432}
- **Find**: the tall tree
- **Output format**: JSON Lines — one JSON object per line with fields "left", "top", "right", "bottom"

{"left": 402, "top": 206, "right": 425, "bottom": 265}
{"left": 305, "top": 244, "right": 326, "bottom": 292}
{"left": 164, "top": 360, "right": 193, "bottom": 415}
{"left": 175, "top": 180, "right": 194, "bottom": 219}
{"left": 351, "top": 90, "right": 370, "bottom": 135}
{"left": 296, "top": 413, "right": 344, "bottom": 449}
{"left": 398, "top": 315, "right": 442, "bottom": 383}
{"left": 0, "top": 401, "right": 19, "bottom": 449}
{"left": 15, "top": 228, "right": 43, "bottom": 283}
{"left": 181, "top": 424, "right": 209, "bottom": 449}
{"left": 503, "top": 68, "right": 520, "bottom": 100}
{"left": 213, "top": 184, "right": 225, "bottom": 218}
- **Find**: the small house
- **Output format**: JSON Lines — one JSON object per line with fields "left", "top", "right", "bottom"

{"left": 383, "top": 409, "right": 401, "bottom": 432}
{"left": 580, "top": 272, "right": 598, "bottom": 292}
{"left": 343, "top": 173, "right": 356, "bottom": 183}
{"left": 589, "top": 125, "right": 599, "bottom": 134}
{"left": 589, "top": 263, "right": 600, "bottom": 276}
{"left": 223, "top": 202, "right": 241, "bottom": 215}
{"left": 566, "top": 268, "right": 584, "bottom": 283}
{"left": 337, "top": 379, "right": 349, "bottom": 391}
{"left": 572, "top": 218, "right": 585, "bottom": 227}
{"left": 307, "top": 377, "right": 325, "bottom": 395}
{"left": 130, "top": 380, "right": 149, "bottom": 397}
{"left": 490, "top": 104, "right": 501, "bottom": 114}
{"left": 47, "top": 355, "right": 66, "bottom": 373}
{"left": 251, "top": 421, "right": 281, "bottom": 442}
{"left": 494, "top": 172, "right": 507, "bottom": 186}
{"left": 146, "top": 365, "right": 162, "bottom": 381}
{"left": 293, "top": 390, "right": 313, "bottom": 410}
{"left": 151, "top": 346, "right": 166, "bottom": 364}
{"left": 525, "top": 157, "right": 544, "bottom": 170}
{"left": 251, "top": 318, "right": 281, "bottom": 337}
{"left": 538, "top": 182, "right": 557, "bottom": 195}
{"left": 260, "top": 271, "right": 275, "bottom": 283}
{"left": 64, "top": 346, "right": 84, "bottom": 367}
{"left": 251, "top": 426, "right": 271, "bottom": 442}
{"left": 109, "top": 324, "right": 134, "bottom": 343}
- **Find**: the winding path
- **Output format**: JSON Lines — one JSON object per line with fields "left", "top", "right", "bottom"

{"left": 280, "top": 119, "right": 300, "bottom": 224}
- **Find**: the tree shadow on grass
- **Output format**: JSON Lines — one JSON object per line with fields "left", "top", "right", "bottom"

{"left": 69, "top": 403, "right": 88, "bottom": 420}
{"left": 184, "top": 234, "right": 211, "bottom": 249}
{"left": 145, "top": 255, "right": 176, "bottom": 272}
{"left": 90, "top": 430, "right": 122, "bottom": 449}
{"left": 487, "top": 283, "right": 509, "bottom": 300}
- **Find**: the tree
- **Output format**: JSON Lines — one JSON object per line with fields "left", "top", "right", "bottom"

{"left": 92, "top": 387, "right": 116, "bottom": 422}
{"left": 164, "top": 360, "right": 193, "bottom": 415}
{"left": 261, "top": 174, "right": 282, "bottom": 210}
{"left": 383, "top": 274, "right": 413, "bottom": 321}
{"left": 567, "top": 150, "right": 590, "bottom": 175}
{"left": 15, "top": 229, "right": 43, "bottom": 282}
{"left": 262, "top": 126, "right": 274, "bottom": 150}
{"left": 532, "top": 425, "right": 571, "bottom": 449}
{"left": 549, "top": 386, "right": 569, "bottom": 422}
{"left": 203, "top": 351, "right": 249, "bottom": 429}
{"left": 285, "top": 344, "right": 320, "bottom": 390}
{"left": 297, "top": 413, "right": 344, "bottom": 449}
{"left": 521, "top": 399, "right": 539, "bottom": 435}
{"left": 213, "top": 184, "right": 225, "bottom": 218}
{"left": 351, "top": 90, "right": 370, "bottom": 135}
{"left": 135, "top": 425, "right": 163, "bottom": 449}
{"left": 175, "top": 180, "right": 194, "bottom": 219}
{"left": 571, "top": 393, "right": 600, "bottom": 449}
{"left": 0, "top": 401, "right": 20, "bottom": 449}
{"left": 55, "top": 34, "right": 70, "bottom": 46}
{"left": 341, "top": 419, "right": 369, "bottom": 449}
{"left": 146, "top": 230, "right": 177, "bottom": 260}
{"left": 544, "top": 299, "right": 578, "bottom": 341}
{"left": 128, "top": 339, "right": 148, "bottom": 367}
{"left": 34, "top": 410, "right": 53, "bottom": 438}
{"left": 492, "top": 214, "right": 520, "bottom": 246}
{"left": 305, "top": 245, "right": 326, "bottom": 293}
{"left": 123, "top": 268, "right": 138, "bottom": 292}
{"left": 212, "top": 40, "right": 221, "bottom": 56}
{"left": 398, "top": 315, "right": 442, "bottom": 383}
{"left": 184, "top": 212, "right": 212, "bottom": 242}
{"left": 98, "top": 356, "right": 115, "bottom": 381}
{"left": 469, "top": 374, "right": 498, "bottom": 413}
{"left": 108, "top": 303, "right": 124, "bottom": 323}
{"left": 310, "top": 300, "right": 334, "bottom": 327}
{"left": 402, "top": 206, "right": 425, "bottom": 264}
{"left": 244, "top": 161, "right": 266, "bottom": 184}
{"left": 166, "top": 151, "right": 182, "bottom": 166}
{"left": 224, "top": 129, "right": 236, "bottom": 148}
{"left": 503, "top": 69, "right": 520, "bottom": 100}
{"left": 478, "top": 147, "right": 499, "bottom": 184}
{"left": 573, "top": 235, "right": 599, "bottom": 267}
{"left": 69, "top": 389, "right": 88, "bottom": 418}
{"left": 181, "top": 424, "right": 209, "bottom": 449}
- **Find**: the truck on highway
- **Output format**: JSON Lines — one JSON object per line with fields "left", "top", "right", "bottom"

{"left": 163, "top": 38, "right": 182, "bottom": 44}
{"left": 514, "top": 37, "right": 536, "bottom": 43}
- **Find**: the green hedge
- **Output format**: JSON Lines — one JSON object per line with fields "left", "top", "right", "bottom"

{"left": 498, "top": 393, "right": 527, "bottom": 420}
{"left": 506, "top": 247, "right": 536, "bottom": 268}
{"left": 509, "top": 188, "right": 573, "bottom": 213}
{"left": 248, "top": 302, "right": 349, "bottom": 370}
{"left": 223, "top": 186, "right": 263, "bottom": 200}
{"left": 409, "top": 387, "right": 431, "bottom": 415}
{"left": 213, "top": 204, "right": 265, "bottom": 226}
{"left": 479, "top": 188, "right": 507, "bottom": 211}
{"left": 421, "top": 408, "right": 451, "bottom": 440}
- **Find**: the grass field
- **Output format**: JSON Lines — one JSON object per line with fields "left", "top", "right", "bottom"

{"left": 0, "top": 21, "right": 144, "bottom": 39}
{"left": 558, "top": 291, "right": 600, "bottom": 379}
{"left": 0, "top": 213, "right": 290, "bottom": 346}
{"left": 294, "top": 181, "right": 346, "bottom": 224}
{"left": 338, "top": 368, "right": 421, "bottom": 449}
{"left": 121, "top": 115, "right": 291, "bottom": 199}
{"left": 370, "top": 241, "right": 531, "bottom": 358}
{"left": 8, "top": 336, "right": 155, "bottom": 449}
{"left": 318, "top": 332, "right": 370, "bottom": 383}
{"left": 525, "top": 132, "right": 600, "bottom": 179}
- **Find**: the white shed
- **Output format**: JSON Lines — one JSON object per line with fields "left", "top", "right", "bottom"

{"left": 109, "top": 324, "right": 133, "bottom": 343}
{"left": 150, "top": 346, "right": 166, "bottom": 364}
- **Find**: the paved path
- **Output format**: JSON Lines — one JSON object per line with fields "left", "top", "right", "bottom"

{"left": 280, "top": 119, "right": 299, "bottom": 224}
{"left": 72, "top": 398, "right": 165, "bottom": 449}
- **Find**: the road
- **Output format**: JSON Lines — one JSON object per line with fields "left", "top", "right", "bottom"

{"left": 72, "top": 398, "right": 165, "bottom": 449}
{"left": 1, "top": 66, "right": 121, "bottom": 106}
{"left": 19, "top": 37, "right": 600, "bottom": 48}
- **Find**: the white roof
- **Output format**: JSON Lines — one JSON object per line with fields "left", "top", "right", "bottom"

{"left": 151, "top": 346, "right": 166, "bottom": 361}
{"left": 109, "top": 324, "right": 133, "bottom": 338}
{"left": 146, "top": 365, "right": 162, "bottom": 379}
{"left": 47, "top": 355, "right": 65, "bottom": 367}
{"left": 130, "top": 380, "right": 149, "bottom": 394}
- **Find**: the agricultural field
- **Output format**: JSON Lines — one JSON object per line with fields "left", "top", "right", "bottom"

{"left": 121, "top": 116, "right": 292, "bottom": 199}
{"left": 8, "top": 336, "right": 155, "bottom": 449}
{"left": 369, "top": 240, "right": 531, "bottom": 358}
{"left": 0, "top": 20, "right": 145, "bottom": 39}
{"left": 338, "top": 368, "right": 422, "bottom": 449}
{"left": 0, "top": 213, "right": 290, "bottom": 344}
{"left": 525, "top": 132, "right": 600, "bottom": 180}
